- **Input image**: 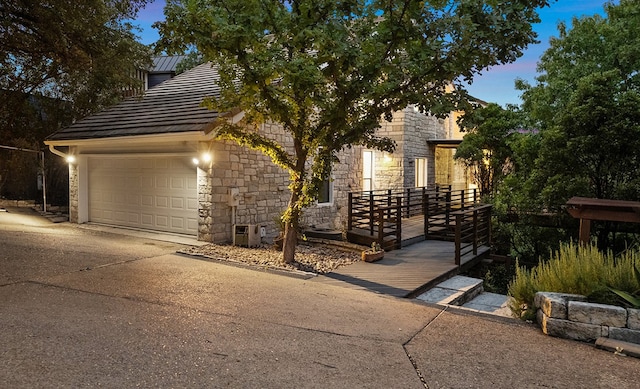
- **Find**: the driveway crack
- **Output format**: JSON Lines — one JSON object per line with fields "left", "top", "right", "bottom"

{"left": 402, "top": 306, "right": 449, "bottom": 389}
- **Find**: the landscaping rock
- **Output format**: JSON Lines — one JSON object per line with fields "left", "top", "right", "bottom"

{"left": 628, "top": 308, "right": 640, "bottom": 330}
{"left": 608, "top": 327, "right": 640, "bottom": 345}
{"left": 567, "top": 301, "right": 627, "bottom": 328}
{"left": 179, "top": 242, "right": 361, "bottom": 275}
{"left": 534, "top": 292, "right": 586, "bottom": 319}
{"left": 537, "top": 310, "right": 603, "bottom": 342}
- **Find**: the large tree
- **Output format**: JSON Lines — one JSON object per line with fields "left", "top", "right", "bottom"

{"left": 0, "top": 0, "right": 152, "bottom": 121}
{"left": 157, "top": 0, "right": 551, "bottom": 263}
{"left": 455, "top": 103, "right": 526, "bottom": 198}
{"left": 1, "top": 0, "right": 152, "bottom": 202}
{"left": 518, "top": 0, "right": 640, "bottom": 211}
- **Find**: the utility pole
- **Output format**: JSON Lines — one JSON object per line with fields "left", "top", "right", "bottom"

{"left": 0, "top": 145, "right": 47, "bottom": 212}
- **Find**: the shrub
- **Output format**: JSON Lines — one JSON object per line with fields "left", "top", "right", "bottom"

{"left": 508, "top": 242, "right": 640, "bottom": 320}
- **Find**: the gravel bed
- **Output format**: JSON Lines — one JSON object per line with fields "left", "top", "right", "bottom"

{"left": 179, "top": 242, "right": 361, "bottom": 274}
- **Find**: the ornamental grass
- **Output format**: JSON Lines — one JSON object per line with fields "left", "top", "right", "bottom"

{"left": 508, "top": 242, "right": 640, "bottom": 320}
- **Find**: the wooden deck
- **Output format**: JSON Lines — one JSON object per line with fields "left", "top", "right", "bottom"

{"left": 312, "top": 240, "right": 489, "bottom": 298}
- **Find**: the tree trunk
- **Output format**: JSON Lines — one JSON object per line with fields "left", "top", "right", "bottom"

{"left": 281, "top": 137, "right": 307, "bottom": 264}
{"left": 281, "top": 181, "right": 303, "bottom": 264}
{"left": 282, "top": 222, "right": 297, "bottom": 264}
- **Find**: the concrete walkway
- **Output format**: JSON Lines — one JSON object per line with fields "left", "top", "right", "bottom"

{"left": 1, "top": 207, "right": 638, "bottom": 388}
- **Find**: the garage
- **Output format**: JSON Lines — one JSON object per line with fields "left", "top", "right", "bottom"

{"left": 88, "top": 156, "right": 198, "bottom": 235}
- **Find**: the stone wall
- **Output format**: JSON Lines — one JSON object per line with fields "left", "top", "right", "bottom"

{"left": 535, "top": 292, "right": 640, "bottom": 344}
{"left": 0, "top": 199, "right": 37, "bottom": 207}
{"left": 201, "top": 122, "right": 360, "bottom": 242}
{"left": 374, "top": 107, "right": 446, "bottom": 190}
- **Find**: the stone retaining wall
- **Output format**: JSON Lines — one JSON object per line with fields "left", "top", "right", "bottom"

{"left": 535, "top": 292, "right": 640, "bottom": 344}
{"left": 0, "top": 199, "right": 36, "bottom": 207}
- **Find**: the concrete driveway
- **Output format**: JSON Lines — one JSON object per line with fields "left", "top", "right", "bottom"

{"left": 1, "top": 207, "right": 638, "bottom": 388}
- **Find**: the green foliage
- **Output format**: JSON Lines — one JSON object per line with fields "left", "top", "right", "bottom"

{"left": 508, "top": 242, "right": 640, "bottom": 320}
{"left": 1, "top": 1, "right": 152, "bottom": 203}
{"left": 517, "top": 0, "right": 640, "bottom": 212}
{"left": 455, "top": 103, "right": 528, "bottom": 198}
{"left": 0, "top": 0, "right": 152, "bottom": 119}
{"left": 175, "top": 51, "right": 205, "bottom": 75}
{"left": 490, "top": 0, "right": 640, "bottom": 258}
{"left": 156, "top": 0, "right": 551, "bottom": 262}
{"left": 610, "top": 264, "right": 640, "bottom": 308}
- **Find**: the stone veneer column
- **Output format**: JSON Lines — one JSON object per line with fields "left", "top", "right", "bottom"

{"left": 68, "top": 160, "right": 79, "bottom": 223}
{"left": 197, "top": 145, "right": 214, "bottom": 242}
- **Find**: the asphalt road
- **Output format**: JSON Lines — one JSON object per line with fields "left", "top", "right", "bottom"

{"left": 1, "top": 207, "right": 638, "bottom": 388}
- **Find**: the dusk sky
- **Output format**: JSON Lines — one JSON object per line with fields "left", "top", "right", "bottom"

{"left": 133, "top": 0, "right": 616, "bottom": 107}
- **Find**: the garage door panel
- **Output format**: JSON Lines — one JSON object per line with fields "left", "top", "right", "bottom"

{"left": 141, "top": 195, "right": 153, "bottom": 207}
{"left": 89, "top": 157, "right": 198, "bottom": 236}
{"left": 171, "top": 197, "right": 184, "bottom": 209}
{"left": 156, "top": 196, "right": 169, "bottom": 208}
{"left": 156, "top": 177, "right": 169, "bottom": 189}
{"left": 170, "top": 177, "right": 184, "bottom": 189}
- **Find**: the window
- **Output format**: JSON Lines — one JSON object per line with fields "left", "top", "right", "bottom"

{"left": 415, "top": 158, "right": 427, "bottom": 187}
{"left": 363, "top": 150, "right": 374, "bottom": 191}
{"left": 318, "top": 177, "right": 332, "bottom": 204}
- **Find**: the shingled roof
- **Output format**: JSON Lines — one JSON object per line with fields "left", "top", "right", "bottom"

{"left": 47, "top": 63, "right": 223, "bottom": 141}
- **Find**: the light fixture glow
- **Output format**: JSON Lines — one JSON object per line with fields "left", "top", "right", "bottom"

{"left": 201, "top": 153, "right": 212, "bottom": 162}
{"left": 66, "top": 155, "right": 76, "bottom": 164}
{"left": 192, "top": 157, "right": 200, "bottom": 165}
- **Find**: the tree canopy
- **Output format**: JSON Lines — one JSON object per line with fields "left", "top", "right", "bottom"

{"left": 0, "top": 0, "right": 153, "bottom": 203}
{"left": 156, "top": 0, "right": 551, "bottom": 263}
{"left": 455, "top": 103, "right": 528, "bottom": 198}
{"left": 518, "top": 0, "right": 640, "bottom": 210}
{"left": 0, "top": 0, "right": 152, "bottom": 120}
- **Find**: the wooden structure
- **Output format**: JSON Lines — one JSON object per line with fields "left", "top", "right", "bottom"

{"left": 347, "top": 186, "right": 492, "bottom": 266}
{"left": 566, "top": 197, "right": 640, "bottom": 243}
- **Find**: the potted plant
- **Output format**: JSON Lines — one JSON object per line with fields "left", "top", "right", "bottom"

{"left": 362, "top": 242, "right": 384, "bottom": 262}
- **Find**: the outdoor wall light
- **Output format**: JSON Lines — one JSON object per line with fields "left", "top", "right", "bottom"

{"left": 192, "top": 153, "right": 212, "bottom": 166}
{"left": 66, "top": 155, "right": 76, "bottom": 164}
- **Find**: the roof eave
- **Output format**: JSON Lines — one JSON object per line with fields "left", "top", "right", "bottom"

{"left": 44, "top": 131, "right": 210, "bottom": 147}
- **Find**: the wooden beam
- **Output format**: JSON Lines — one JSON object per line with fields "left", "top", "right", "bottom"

{"left": 579, "top": 219, "right": 591, "bottom": 244}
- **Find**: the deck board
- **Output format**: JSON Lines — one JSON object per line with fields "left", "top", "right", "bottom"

{"left": 313, "top": 240, "right": 489, "bottom": 298}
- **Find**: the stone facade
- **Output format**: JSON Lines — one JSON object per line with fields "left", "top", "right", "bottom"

{"left": 374, "top": 107, "right": 447, "bottom": 190}
{"left": 64, "top": 107, "right": 461, "bottom": 243}
{"left": 535, "top": 291, "right": 640, "bottom": 345}
{"left": 68, "top": 161, "right": 79, "bottom": 223}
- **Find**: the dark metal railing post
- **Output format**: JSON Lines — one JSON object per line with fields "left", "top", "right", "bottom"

{"left": 487, "top": 206, "right": 492, "bottom": 246}
{"left": 461, "top": 189, "right": 466, "bottom": 210}
{"left": 423, "top": 192, "right": 429, "bottom": 238}
{"left": 473, "top": 209, "right": 478, "bottom": 255}
{"left": 348, "top": 192, "right": 353, "bottom": 231}
{"left": 369, "top": 193, "right": 375, "bottom": 235}
{"left": 455, "top": 213, "right": 462, "bottom": 266}
{"left": 445, "top": 191, "right": 452, "bottom": 230}
{"left": 396, "top": 197, "right": 402, "bottom": 249}
{"left": 406, "top": 188, "right": 411, "bottom": 217}
{"left": 377, "top": 208, "right": 384, "bottom": 246}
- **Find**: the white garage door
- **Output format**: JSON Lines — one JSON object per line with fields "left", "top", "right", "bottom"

{"left": 88, "top": 157, "right": 198, "bottom": 235}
